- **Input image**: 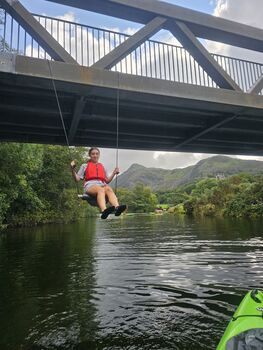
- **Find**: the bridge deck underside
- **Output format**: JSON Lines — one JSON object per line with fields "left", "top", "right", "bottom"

{"left": 0, "top": 56, "right": 263, "bottom": 155}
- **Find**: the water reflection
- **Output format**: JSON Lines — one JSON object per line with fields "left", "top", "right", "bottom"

{"left": 0, "top": 215, "right": 262, "bottom": 349}
{"left": 0, "top": 220, "right": 98, "bottom": 349}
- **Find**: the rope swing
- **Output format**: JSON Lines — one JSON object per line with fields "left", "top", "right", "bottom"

{"left": 114, "top": 73, "right": 120, "bottom": 194}
{"left": 48, "top": 60, "right": 120, "bottom": 205}
{"left": 47, "top": 60, "right": 71, "bottom": 149}
{"left": 47, "top": 60, "right": 80, "bottom": 197}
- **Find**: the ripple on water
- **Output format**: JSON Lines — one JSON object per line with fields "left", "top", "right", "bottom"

{"left": 0, "top": 215, "right": 263, "bottom": 349}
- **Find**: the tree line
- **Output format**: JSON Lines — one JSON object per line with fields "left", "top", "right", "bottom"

{"left": 0, "top": 143, "right": 158, "bottom": 230}
{"left": 157, "top": 174, "right": 263, "bottom": 218}
{"left": 1, "top": 142, "right": 263, "bottom": 231}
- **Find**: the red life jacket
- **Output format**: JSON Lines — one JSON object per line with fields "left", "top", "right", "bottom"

{"left": 84, "top": 161, "right": 106, "bottom": 182}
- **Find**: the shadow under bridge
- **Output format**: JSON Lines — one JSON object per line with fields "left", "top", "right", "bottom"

{"left": 0, "top": 0, "right": 263, "bottom": 155}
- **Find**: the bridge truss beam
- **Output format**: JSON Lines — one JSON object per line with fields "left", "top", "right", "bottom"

{"left": 172, "top": 113, "right": 240, "bottom": 151}
{"left": 168, "top": 21, "right": 241, "bottom": 91}
{"left": 249, "top": 74, "right": 263, "bottom": 95}
{"left": 0, "top": 0, "right": 77, "bottom": 64}
{"left": 47, "top": 0, "right": 263, "bottom": 53}
{"left": 68, "top": 96, "right": 87, "bottom": 144}
{"left": 93, "top": 16, "right": 167, "bottom": 70}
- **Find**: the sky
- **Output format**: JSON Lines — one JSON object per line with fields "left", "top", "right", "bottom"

{"left": 20, "top": 0, "right": 263, "bottom": 171}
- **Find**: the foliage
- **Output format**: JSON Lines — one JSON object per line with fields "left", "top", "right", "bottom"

{"left": 157, "top": 204, "right": 169, "bottom": 210}
{"left": 117, "top": 183, "right": 158, "bottom": 213}
{"left": 161, "top": 174, "right": 263, "bottom": 218}
{"left": 0, "top": 194, "right": 8, "bottom": 230}
{"left": 224, "top": 175, "right": 263, "bottom": 218}
{"left": 0, "top": 142, "right": 97, "bottom": 230}
{"left": 167, "top": 204, "right": 185, "bottom": 214}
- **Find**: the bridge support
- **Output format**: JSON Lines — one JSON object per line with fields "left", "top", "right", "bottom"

{"left": 48, "top": 0, "right": 263, "bottom": 53}
{"left": 68, "top": 97, "right": 87, "bottom": 144}
{"left": 168, "top": 21, "right": 241, "bottom": 91}
{"left": 173, "top": 113, "right": 240, "bottom": 151}
{"left": 249, "top": 74, "right": 263, "bottom": 95}
{"left": 93, "top": 16, "right": 167, "bottom": 69}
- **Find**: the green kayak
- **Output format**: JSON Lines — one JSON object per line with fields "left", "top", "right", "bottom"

{"left": 217, "top": 289, "right": 263, "bottom": 349}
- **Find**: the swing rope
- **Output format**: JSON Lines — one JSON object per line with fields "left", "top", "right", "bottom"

{"left": 47, "top": 60, "right": 70, "bottom": 148}
{"left": 47, "top": 60, "right": 79, "bottom": 196}
{"left": 114, "top": 73, "right": 120, "bottom": 194}
{"left": 48, "top": 59, "right": 120, "bottom": 197}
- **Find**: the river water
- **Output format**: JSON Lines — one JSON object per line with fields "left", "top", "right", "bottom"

{"left": 0, "top": 214, "right": 263, "bottom": 350}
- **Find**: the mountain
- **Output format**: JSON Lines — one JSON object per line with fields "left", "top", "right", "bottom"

{"left": 117, "top": 156, "right": 263, "bottom": 190}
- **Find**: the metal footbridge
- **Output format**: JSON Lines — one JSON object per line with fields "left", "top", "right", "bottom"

{"left": 0, "top": 0, "right": 263, "bottom": 155}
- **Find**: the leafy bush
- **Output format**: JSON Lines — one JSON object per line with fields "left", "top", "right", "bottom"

{"left": 117, "top": 183, "right": 158, "bottom": 213}
{"left": 157, "top": 173, "right": 263, "bottom": 218}
{"left": 0, "top": 142, "right": 95, "bottom": 230}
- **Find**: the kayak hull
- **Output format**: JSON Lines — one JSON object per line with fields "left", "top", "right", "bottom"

{"left": 217, "top": 289, "right": 263, "bottom": 350}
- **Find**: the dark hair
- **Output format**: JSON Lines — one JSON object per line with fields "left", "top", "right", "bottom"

{"left": 88, "top": 147, "right": 100, "bottom": 156}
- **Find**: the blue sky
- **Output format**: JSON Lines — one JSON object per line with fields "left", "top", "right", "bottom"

{"left": 21, "top": 0, "right": 215, "bottom": 30}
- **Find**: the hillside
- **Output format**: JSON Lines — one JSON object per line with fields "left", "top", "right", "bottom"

{"left": 117, "top": 156, "right": 263, "bottom": 190}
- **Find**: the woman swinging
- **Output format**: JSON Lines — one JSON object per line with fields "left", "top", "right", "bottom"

{"left": 71, "top": 147, "right": 126, "bottom": 219}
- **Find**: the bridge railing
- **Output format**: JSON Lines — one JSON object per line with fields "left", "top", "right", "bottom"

{"left": 1, "top": 9, "right": 263, "bottom": 93}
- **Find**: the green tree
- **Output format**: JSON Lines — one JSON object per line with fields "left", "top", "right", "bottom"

{"left": 181, "top": 174, "right": 263, "bottom": 218}
{"left": 117, "top": 184, "right": 158, "bottom": 213}
{"left": 0, "top": 143, "right": 44, "bottom": 226}
{"left": 130, "top": 183, "right": 158, "bottom": 212}
{"left": 0, "top": 142, "right": 96, "bottom": 230}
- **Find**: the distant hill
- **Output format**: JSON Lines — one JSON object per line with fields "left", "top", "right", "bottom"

{"left": 117, "top": 156, "right": 263, "bottom": 190}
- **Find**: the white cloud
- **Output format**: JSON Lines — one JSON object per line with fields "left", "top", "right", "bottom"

{"left": 153, "top": 151, "right": 167, "bottom": 160}
{"left": 206, "top": 0, "right": 263, "bottom": 64}
{"left": 236, "top": 155, "right": 263, "bottom": 162}
{"left": 98, "top": 148, "right": 216, "bottom": 172}
{"left": 55, "top": 11, "right": 76, "bottom": 23}
{"left": 213, "top": 0, "right": 228, "bottom": 17}
{"left": 213, "top": 0, "right": 263, "bottom": 27}
{"left": 123, "top": 27, "right": 139, "bottom": 36}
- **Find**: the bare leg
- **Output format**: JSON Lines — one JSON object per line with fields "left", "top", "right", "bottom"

{"left": 86, "top": 185, "right": 107, "bottom": 212}
{"left": 105, "top": 186, "right": 119, "bottom": 207}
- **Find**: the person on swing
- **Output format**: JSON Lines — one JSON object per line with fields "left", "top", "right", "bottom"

{"left": 71, "top": 147, "right": 126, "bottom": 219}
